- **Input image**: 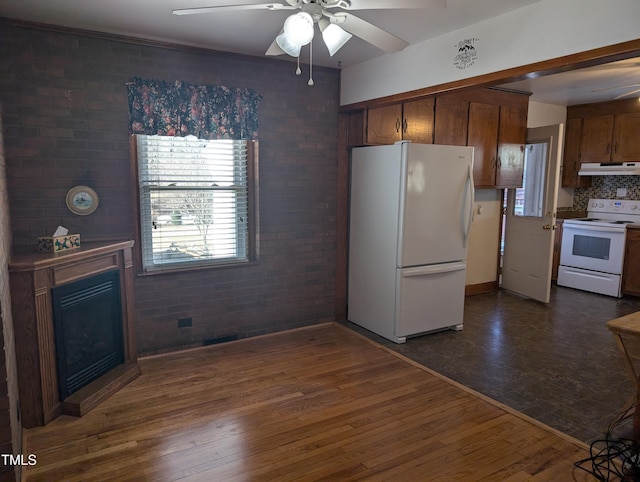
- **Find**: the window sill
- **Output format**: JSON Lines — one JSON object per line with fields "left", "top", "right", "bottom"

{"left": 136, "top": 259, "right": 259, "bottom": 277}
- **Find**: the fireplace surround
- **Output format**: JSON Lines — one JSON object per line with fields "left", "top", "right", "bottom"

{"left": 9, "top": 240, "right": 140, "bottom": 427}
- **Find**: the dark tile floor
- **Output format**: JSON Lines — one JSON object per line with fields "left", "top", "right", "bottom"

{"left": 343, "top": 285, "right": 640, "bottom": 443}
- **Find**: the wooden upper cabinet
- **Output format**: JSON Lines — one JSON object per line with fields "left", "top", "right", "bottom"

{"left": 561, "top": 117, "right": 591, "bottom": 188}
{"left": 347, "top": 89, "right": 529, "bottom": 186}
{"left": 612, "top": 112, "right": 640, "bottom": 163}
{"left": 465, "top": 101, "right": 526, "bottom": 188}
{"left": 347, "top": 111, "right": 365, "bottom": 147}
{"left": 580, "top": 115, "right": 615, "bottom": 163}
{"left": 364, "top": 99, "right": 435, "bottom": 145}
{"left": 402, "top": 98, "right": 435, "bottom": 144}
{"left": 467, "top": 102, "right": 499, "bottom": 188}
{"left": 580, "top": 112, "right": 640, "bottom": 164}
{"left": 495, "top": 103, "right": 527, "bottom": 188}
{"left": 563, "top": 98, "right": 640, "bottom": 181}
{"left": 366, "top": 104, "right": 403, "bottom": 145}
{"left": 434, "top": 96, "right": 469, "bottom": 146}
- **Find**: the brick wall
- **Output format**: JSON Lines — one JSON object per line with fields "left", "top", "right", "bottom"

{"left": 0, "top": 21, "right": 340, "bottom": 355}
{"left": 0, "top": 105, "right": 21, "bottom": 481}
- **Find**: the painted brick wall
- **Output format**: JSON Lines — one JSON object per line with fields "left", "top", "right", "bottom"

{"left": 0, "top": 105, "right": 20, "bottom": 481}
{"left": 0, "top": 21, "right": 340, "bottom": 355}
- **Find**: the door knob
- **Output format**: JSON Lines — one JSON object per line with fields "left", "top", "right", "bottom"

{"left": 542, "top": 224, "right": 557, "bottom": 231}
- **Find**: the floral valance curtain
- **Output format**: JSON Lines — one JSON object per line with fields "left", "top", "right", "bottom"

{"left": 127, "top": 77, "right": 262, "bottom": 140}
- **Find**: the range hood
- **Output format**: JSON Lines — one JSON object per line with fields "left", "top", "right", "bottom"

{"left": 578, "top": 162, "right": 640, "bottom": 176}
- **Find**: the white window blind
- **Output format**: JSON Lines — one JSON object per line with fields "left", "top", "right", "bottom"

{"left": 136, "top": 135, "right": 249, "bottom": 271}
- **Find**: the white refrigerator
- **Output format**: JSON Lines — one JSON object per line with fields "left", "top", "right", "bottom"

{"left": 348, "top": 141, "right": 474, "bottom": 344}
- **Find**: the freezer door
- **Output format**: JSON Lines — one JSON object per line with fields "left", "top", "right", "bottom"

{"left": 397, "top": 143, "right": 474, "bottom": 268}
{"left": 395, "top": 262, "right": 466, "bottom": 339}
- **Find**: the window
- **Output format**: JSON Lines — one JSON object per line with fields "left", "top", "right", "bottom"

{"left": 514, "top": 142, "right": 548, "bottom": 218}
{"left": 135, "top": 135, "right": 257, "bottom": 272}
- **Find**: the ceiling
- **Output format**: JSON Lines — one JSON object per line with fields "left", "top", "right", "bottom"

{"left": 1, "top": 0, "right": 639, "bottom": 106}
{"left": 500, "top": 57, "right": 640, "bottom": 106}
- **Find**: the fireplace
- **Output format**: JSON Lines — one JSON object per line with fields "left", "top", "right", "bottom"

{"left": 9, "top": 240, "right": 140, "bottom": 427}
{"left": 52, "top": 270, "right": 125, "bottom": 399}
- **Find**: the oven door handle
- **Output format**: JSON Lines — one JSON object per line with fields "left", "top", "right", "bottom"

{"left": 564, "top": 225, "right": 626, "bottom": 235}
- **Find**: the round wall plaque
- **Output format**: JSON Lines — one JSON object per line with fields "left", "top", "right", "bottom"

{"left": 66, "top": 185, "right": 99, "bottom": 215}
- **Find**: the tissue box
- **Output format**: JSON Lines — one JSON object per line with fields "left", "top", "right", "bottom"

{"left": 38, "top": 234, "right": 81, "bottom": 253}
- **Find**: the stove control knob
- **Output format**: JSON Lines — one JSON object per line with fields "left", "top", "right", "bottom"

{"left": 598, "top": 203, "right": 605, "bottom": 208}
{"left": 632, "top": 205, "right": 638, "bottom": 211}
{"left": 591, "top": 202, "right": 598, "bottom": 208}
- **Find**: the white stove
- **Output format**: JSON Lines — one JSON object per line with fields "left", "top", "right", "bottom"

{"left": 564, "top": 199, "right": 640, "bottom": 228}
{"left": 558, "top": 199, "right": 640, "bottom": 298}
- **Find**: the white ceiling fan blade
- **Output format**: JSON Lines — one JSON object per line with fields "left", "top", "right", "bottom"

{"left": 591, "top": 83, "right": 640, "bottom": 93}
{"left": 615, "top": 88, "right": 640, "bottom": 99}
{"left": 172, "top": 3, "right": 294, "bottom": 16}
{"left": 265, "top": 36, "right": 286, "bottom": 56}
{"left": 332, "top": 12, "right": 408, "bottom": 53}
{"left": 342, "top": 0, "right": 446, "bottom": 9}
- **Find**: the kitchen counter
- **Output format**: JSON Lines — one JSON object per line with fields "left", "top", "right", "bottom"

{"left": 556, "top": 210, "right": 586, "bottom": 219}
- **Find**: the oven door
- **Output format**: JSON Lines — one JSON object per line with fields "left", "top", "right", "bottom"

{"left": 560, "top": 223, "right": 626, "bottom": 274}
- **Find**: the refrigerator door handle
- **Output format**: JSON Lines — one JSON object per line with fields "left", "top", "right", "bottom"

{"left": 402, "top": 262, "right": 466, "bottom": 277}
{"left": 461, "top": 164, "right": 474, "bottom": 248}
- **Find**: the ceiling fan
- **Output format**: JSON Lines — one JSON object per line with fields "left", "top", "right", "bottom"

{"left": 591, "top": 83, "right": 640, "bottom": 100}
{"left": 173, "top": 0, "right": 444, "bottom": 84}
{"left": 588, "top": 59, "right": 640, "bottom": 100}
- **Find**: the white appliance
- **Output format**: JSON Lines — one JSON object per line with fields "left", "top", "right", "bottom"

{"left": 348, "top": 141, "right": 474, "bottom": 344}
{"left": 578, "top": 162, "right": 640, "bottom": 176}
{"left": 558, "top": 198, "right": 640, "bottom": 297}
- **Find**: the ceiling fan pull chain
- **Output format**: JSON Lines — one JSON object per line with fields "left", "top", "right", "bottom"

{"left": 296, "top": 55, "right": 301, "bottom": 76}
{"left": 308, "top": 40, "right": 314, "bottom": 86}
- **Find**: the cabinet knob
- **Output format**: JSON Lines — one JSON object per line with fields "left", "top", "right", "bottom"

{"left": 395, "top": 118, "right": 401, "bottom": 133}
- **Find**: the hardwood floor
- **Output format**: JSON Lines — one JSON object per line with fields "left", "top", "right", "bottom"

{"left": 24, "top": 323, "right": 596, "bottom": 481}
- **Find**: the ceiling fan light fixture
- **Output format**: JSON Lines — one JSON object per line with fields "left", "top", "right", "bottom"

{"left": 319, "top": 18, "right": 352, "bottom": 56}
{"left": 276, "top": 31, "right": 303, "bottom": 57}
{"left": 283, "top": 12, "right": 315, "bottom": 45}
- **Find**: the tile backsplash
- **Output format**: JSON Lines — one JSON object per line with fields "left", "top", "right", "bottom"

{"left": 572, "top": 175, "right": 640, "bottom": 211}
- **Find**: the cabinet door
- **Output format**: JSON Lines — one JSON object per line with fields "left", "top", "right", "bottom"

{"left": 623, "top": 228, "right": 640, "bottom": 296}
{"left": 467, "top": 102, "right": 499, "bottom": 187}
{"left": 561, "top": 118, "right": 590, "bottom": 188}
{"left": 366, "top": 104, "right": 402, "bottom": 145}
{"left": 434, "top": 96, "right": 469, "bottom": 146}
{"left": 402, "top": 98, "right": 434, "bottom": 144}
{"left": 347, "top": 111, "right": 364, "bottom": 147}
{"left": 495, "top": 104, "right": 527, "bottom": 188}
{"left": 580, "top": 115, "right": 615, "bottom": 163}
{"left": 612, "top": 112, "right": 640, "bottom": 163}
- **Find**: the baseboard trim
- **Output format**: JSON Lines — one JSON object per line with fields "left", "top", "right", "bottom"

{"left": 465, "top": 281, "right": 498, "bottom": 296}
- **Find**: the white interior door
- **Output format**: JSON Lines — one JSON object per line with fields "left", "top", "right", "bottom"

{"left": 501, "top": 124, "right": 563, "bottom": 303}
